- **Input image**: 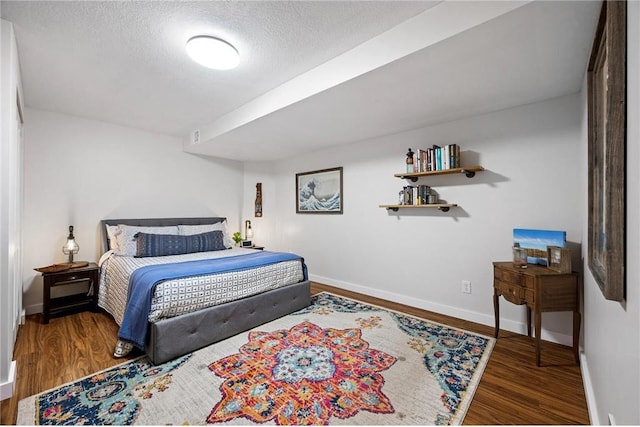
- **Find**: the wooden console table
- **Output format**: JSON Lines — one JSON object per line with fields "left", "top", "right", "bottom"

{"left": 493, "top": 261, "right": 580, "bottom": 366}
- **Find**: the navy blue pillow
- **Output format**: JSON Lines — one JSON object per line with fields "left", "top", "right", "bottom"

{"left": 134, "top": 230, "right": 226, "bottom": 257}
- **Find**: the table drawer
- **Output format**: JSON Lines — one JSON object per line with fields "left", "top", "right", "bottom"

{"left": 495, "top": 279, "right": 525, "bottom": 305}
{"left": 525, "top": 289, "right": 534, "bottom": 304}
{"left": 495, "top": 267, "right": 521, "bottom": 284}
{"left": 494, "top": 267, "right": 535, "bottom": 290}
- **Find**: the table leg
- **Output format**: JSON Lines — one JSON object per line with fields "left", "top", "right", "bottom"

{"left": 526, "top": 306, "right": 532, "bottom": 337}
{"left": 493, "top": 291, "right": 500, "bottom": 338}
{"left": 90, "top": 272, "right": 99, "bottom": 311}
{"left": 573, "top": 310, "right": 581, "bottom": 365}
{"left": 535, "top": 309, "right": 542, "bottom": 366}
{"left": 43, "top": 277, "right": 50, "bottom": 324}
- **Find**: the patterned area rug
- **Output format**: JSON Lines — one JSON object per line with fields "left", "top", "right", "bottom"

{"left": 17, "top": 292, "right": 494, "bottom": 425}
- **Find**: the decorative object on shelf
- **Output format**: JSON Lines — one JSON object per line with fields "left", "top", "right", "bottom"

{"left": 405, "top": 148, "right": 414, "bottom": 173}
{"left": 244, "top": 220, "right": 254, "bottom": 247}
{"left": 587, "top": 1, "right": 626, "bottom": 302}
{"left": 547, "top": 246, "right": 572, "bottom": 273}
{"left": 427, "top": 191, "right": 438, "bottom": 204}
{"left": 232, "top": 231, "right": 242, "bottom": 246}
{"left": 512, "top": 243, "right": 528, "bottom": 268}
{"left": 296, "top": 167, "right": 343, "bottom": 214}
{"left": 62, "top": 225, "right": 79, "bottom": 263}
{"left": 255, "top": 183, "right": 263, "bottom": 217}
{"left": 513, "top": 229, "right": 566, "bottom": 266}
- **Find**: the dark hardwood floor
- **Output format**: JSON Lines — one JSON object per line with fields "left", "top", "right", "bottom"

{"left": 1, "top": 282, "right": 589, "bottom": 425}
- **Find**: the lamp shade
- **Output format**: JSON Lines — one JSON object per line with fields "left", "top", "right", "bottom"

{"left": 245, "top": 220, "right": 254, "bottom": 240}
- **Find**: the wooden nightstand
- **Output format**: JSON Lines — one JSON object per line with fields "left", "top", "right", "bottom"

{"left": 493, "top": 261, "right": 580, "bottom": 366}
{"left": 241, "top": 245, "right": 264, "bottom": 250}
{"left": 40, "top": 262, "right": 100, "bottom": 324}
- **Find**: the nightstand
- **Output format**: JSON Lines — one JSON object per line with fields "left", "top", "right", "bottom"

{"left": 241, "top": 245, "right": 264, "bottom": 250}
{"left": 40, "top": 262, "right": 100, "bottom": 324}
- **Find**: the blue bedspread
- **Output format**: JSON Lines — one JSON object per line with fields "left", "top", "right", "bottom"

{"left": 118, "top": 251, "right": 307, "bottom": 349}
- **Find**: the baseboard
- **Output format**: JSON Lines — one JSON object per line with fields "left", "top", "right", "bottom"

{"left": 310, "top": 274, "right": 574, "bottom": 346}
{"left": 580, "top": 351, "right": 597, "bottom": 425}
{"left": 0, "top": 360, "right": 16, "bottom": 401}
{"left": 25, "top": 302, "right": 42, "bottom": 316}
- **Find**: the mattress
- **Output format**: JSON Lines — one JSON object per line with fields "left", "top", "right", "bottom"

{"left": 98, "top": 247, "right": 305, "bottom": 325}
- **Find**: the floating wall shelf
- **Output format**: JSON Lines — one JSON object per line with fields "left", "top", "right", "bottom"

{"left": 394, "top": 166, "right": 485, "bottom": 182}
{"left": 381, "top": 165, "right": 484, "bottom": 213}
{"left": 379, "top": 204, "right": 457, "bottom": 212}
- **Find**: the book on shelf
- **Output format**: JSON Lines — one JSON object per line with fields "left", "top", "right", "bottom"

{"left": 399, "top": 185, "right": 432, "bottom": 205}
{"left": 403, "top": 144, "right": 462, "bottom": 173}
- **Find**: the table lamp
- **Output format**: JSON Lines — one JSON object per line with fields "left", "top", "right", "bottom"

{"left": 243, "top": 220, "right": 254, "bottom": 247}
{"left": 62, "top": 225, "right": 79, "bottom": 264}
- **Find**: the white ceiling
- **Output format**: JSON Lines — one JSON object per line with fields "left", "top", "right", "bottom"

{"left": 1, "top": 1, "right": 601, "bottom": 161}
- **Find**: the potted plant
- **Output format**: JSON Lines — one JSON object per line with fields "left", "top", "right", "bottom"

{"left": 232, "top": 231, "right": 243, "bottom": 246}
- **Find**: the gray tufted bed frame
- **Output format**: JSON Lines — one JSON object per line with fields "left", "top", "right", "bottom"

{"left": 100, "top": 217, "right": 311, "bottom": 365}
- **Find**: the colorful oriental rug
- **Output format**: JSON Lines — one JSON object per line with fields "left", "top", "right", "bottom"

{"left": 17, "top": 292, "right": 494, "bottom": 425}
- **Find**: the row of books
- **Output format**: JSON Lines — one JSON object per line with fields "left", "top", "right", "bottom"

{"left": 406, "top": 144, "right": 461, "bottom": 173}
{"left": 399, "top": 185, "right": 437, "bottom": 205}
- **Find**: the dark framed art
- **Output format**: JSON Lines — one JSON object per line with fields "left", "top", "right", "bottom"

{"left": 296, "top": 167, "right": 343, "bottom": 214}
{"left": 587, "top": 0, "right": 626, "bottom": 301}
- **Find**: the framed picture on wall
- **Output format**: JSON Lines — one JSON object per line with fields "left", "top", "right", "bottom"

{"left": 587, "top": 0, "right": 626, "bottom": 301}
{"left": 296, "top": 167, "right": 343, "bottom": 214}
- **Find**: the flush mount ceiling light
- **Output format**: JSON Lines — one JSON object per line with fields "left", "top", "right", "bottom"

{"left": 186, "top": 36, "right": 239, "bottom": 70}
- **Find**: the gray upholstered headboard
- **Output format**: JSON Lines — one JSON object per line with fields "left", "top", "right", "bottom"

{"left": 100, "top": 217, "right": 226, "bottom": 254}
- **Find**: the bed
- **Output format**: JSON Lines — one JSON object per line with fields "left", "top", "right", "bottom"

{"left": 98, "top": 217, "right": 311, "bottom": 365}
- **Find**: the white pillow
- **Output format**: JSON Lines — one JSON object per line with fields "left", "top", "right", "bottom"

{"left": 105, "top": 224, "right": 121, "bottom": 252}
{"left": 113, "top": 225, "right": 180, "bottom": 256}
{"left": 179, "top": 222, "right": 232, "bottom": 249}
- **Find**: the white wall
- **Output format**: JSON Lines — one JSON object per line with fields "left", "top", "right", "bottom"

{"left": 246, "top": 93, "right": 584, "bottom": 344}
{"left": 1, "top": 19, "right": 23, "bottom": 401}
{"left": 580, "top": 3, "right": 640, "bottom": 425}
{"left": 22, "top": 108, "right": 245, "bottom": 314}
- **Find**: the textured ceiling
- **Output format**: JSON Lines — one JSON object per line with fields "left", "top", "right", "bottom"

{"left": 1, "top": 1, "right": 601, "bottom": 161}
{"left": 1, "top": 1, "right": 437, "bottom": 134}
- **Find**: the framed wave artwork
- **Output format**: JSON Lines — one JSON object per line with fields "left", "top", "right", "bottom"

{"left": 296, "top": 167, "right": 343, "bottom": 214}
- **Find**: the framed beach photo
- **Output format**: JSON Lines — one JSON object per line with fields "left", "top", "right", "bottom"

{"left": 513, "top": 228, "right": 566, "bottom": 266}
{"left": 296, "top": 167, "right": 343, "bottom": 214}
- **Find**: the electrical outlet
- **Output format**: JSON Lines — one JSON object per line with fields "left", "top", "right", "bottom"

{"left": 191, "top": 129, "right": 200, "bottom": 144}
{"left": 461, "top": 280, "right": 471, "bottom": 294}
